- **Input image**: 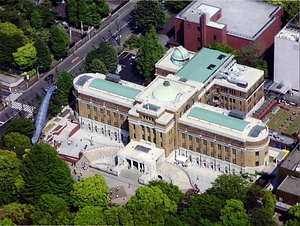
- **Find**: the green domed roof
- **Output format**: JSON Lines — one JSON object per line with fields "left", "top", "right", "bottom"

{"left": 152, "top": 81, "right": 182, "bottom": 102}
{"left": 171, "top": 46, "right": 190, "bottom": 66}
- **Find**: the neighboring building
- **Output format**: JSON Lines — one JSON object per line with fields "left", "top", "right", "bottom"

{"left": 73, "top": 47, "right": 269, "bottom": 174}
{"left": 274, "top": 12, "right": 300, "bottom": 95}
{"left": 276, "top": 149, "right": 300, "bottom": 209}
{"left": 174, "top": 0, "right": 283, "bottom": 53}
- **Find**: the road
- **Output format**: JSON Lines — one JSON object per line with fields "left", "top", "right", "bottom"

{"left": 0, "top": 1, "right": 136, "bottom": 137}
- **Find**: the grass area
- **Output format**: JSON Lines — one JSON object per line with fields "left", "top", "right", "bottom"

{"left": 44, "top": 123, "right": 55, "bottom": 133}
{"left": 266, "top": 108, "right": 300, "bottom": 135}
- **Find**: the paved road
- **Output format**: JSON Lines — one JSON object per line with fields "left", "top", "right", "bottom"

{"left": 0, "top": 1, "right": 135, "bottom": 137}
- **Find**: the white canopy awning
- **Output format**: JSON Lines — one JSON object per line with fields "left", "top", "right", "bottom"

{"left": 176, "top": 155, "right": 188, "bottom": 162}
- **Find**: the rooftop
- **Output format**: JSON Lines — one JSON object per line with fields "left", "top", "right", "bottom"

{"left": 73, "top": 73, "right": 144, "bottom": 108}
{"left": 177, "top": 0, "right": 282, "bottom": 39}
{"left": 175, "top": 48, "right": 231, "bottom": 83}
{"left": 276, "top": 12, "right": 300, "bottom": 42}
{"left": 280, "top": 149, "right": 300, "bottom": 171}
{"left": 277, "top": 176, "right": 300, "bottom": 196}
{"left": 179, "top": 103, "right": 268, "bottom": 141}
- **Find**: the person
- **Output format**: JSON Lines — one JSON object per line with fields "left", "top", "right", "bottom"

{"left": 78, "top": 175, "right": 81, "bottom": 181}
{"left": 116, "top": 194, "right": 118, "bottom": 198}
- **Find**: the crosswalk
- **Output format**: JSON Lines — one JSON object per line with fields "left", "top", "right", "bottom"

{"left": 9, "top": 101, "right": 35, "bottom": 114}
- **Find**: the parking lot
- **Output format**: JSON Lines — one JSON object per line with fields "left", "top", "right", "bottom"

{"left": 118, "top": 51, "right": 144, "bottom": 84}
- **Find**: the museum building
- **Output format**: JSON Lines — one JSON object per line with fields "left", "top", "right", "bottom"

{"left": 73, "top": 47, "right": 269, "bottom": 174}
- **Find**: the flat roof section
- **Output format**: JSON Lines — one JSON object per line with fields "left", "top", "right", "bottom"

{"left": 89, "top": 78, "right": 141, "bottom": 100}
{"left": 175, "top": 48, "right": 231, "bottom": 83}
{"left": 188, "top": 107, "right": 250, "bottom": 132}
{"left": 277, "top": 176, "right": 300, "bottom": 196}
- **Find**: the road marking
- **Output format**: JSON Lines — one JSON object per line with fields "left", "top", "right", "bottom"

{"left": 68, "top": 58, "right": 85, "bottom": 73}
{"left": 71, "top": 57, "right": 79, "bottom": 64}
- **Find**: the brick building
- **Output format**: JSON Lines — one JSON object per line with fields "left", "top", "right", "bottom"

{"left": 73, "top": 47, "right": 269, "bottom": 175}
{"left": 174, "top": 0, "right": 283, "bottom": 53}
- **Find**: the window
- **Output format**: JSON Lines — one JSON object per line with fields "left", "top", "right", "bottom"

{"left": 182, "top": 143, "right": 186, "bottom": 148}
{"left": 101, "top": 118, "right": 104, "bottom": 123}
{"left": 225, "top": 146, "right": 229, "bottom": 152}
{"left": 187, "top": 24, "right": 191, "bottom": 29}
{"left": 94, "top": 116, "right": 98, "bottom": 121}
{"left": 142, "top": 134, "right": 145, "bottom": 139}
{"left": 120, "top": 114, "right": 124, "bottom": 120}
{"left": 88, "top": 114, "right": 91, "bottom": 119}
{"left": 225, "top": 156, "right": 229, "bottom": 161}
{"left": 211, "top": 142, "right": 214, "bottom": 147}
{"left": 87, "top": 104, "right": 90, "bottom": 109}
{"left": 203, "top": 140, "right": 207, "bottom": 145}
{"left": 213, "top": 35, "right": 217, "bottom": 40}
{"left": 279, "top": 197, "right": 284, "bottom": 202}
{"left": 147, "top": 127, "right": 150, "bottom": 132}
{"left": 189, "top": 145, "right": 192, "bottom": 150}
{"left": 211, "top": 152, "right": 214, "bottom": 157}
{"left": 196, "top": 137, "right": 200, "bottom": 143}
{"left": 107, "top": 120, "right": 111, "bottom": 125}
{"left": 197, "top": 37, "right": 201, "bottom": 42}
{"left": 203, "top": 149, "right": 207, "bottom": 155}
{"left": 196, "top": 147, "right": 200, "bottom": 152}
{"left": 107, "top": 110, "right": 110, "bottom": 115}
{"left": 182, "top": 133, "right": 185, "bottom": 138}
{"left": 189, "top": 135, "right": 192, "bottom": 141}
{"left": 217, "top": 54, "right": 226, "bottom": 60}
{"left": 197, "top": 26, "right": 200, "bottom": 31}
{"left": 255, "top": 151, "right": 259, "bottom": 156}
{"left": 142, "top": 125, "right": 145, "bottom": 131}
{"left": 232, "top": 149, "right": 236, "bottom": 154}
{"left": 218, "top": 154, "right": 221, "bottom": 159}
{"left": 207, "top": 64, "right": 216, "bottom": 70}
{"left": 218, "top": 144, "right": 221, "bottom": 149}
{"left": 100, "top": 108, "right": 104, "bottom": 113}
{"left": 255, "top": 161, "right": 259, "bottom": 166}
{"left": 233, "top": 158, "right": 236, "bottom": 164}
{"left": 113, "top": 112, "right": 117, "bottom": 117}
{"left": 93, "top": 106, "right": 97, "bottom": 111}
{"left": 114, "top": 122, "right": 118, "bottom": 127}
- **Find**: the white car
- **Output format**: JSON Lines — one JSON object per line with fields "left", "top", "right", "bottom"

{"left": 131, "top": 54, "right": 138, "bottom": 60}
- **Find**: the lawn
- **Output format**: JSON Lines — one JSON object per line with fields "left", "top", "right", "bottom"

{"left": 266, "top": 108, "right": 300, "bottom": 135}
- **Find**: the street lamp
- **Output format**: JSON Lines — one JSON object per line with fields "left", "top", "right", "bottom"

{"left": 36, "top": 66, "right": 43, "bottom": 80}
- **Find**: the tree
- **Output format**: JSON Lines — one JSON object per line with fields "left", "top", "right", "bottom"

{"left": 55, "top": 71, "right": 73, "bottom": 105}
{"left": 31, "top": 194, "right": 73, "bottom": 225}
{"left": 285, "top": 205, "right": 300, "bottom": 226}
{"left": 207, "top": 174, "right": 249, "bottom": 203}
{"left": 148, "top": 180, "right": 183, "bottom": 204}
{"left": 4, "top": 117, "right": 35, "bottom": 138}
{"left": 70, "top": 174, "right": 109, "bottom": 209}
{"left": 20, "top": 143, "right": 74, "bottom": 204}
{"left": 219, "top": 199, "right": 249, "bottom": 226}
{"left": 131, "top": 0, "right": 165, "bottom": 33}
{"left": 124, "top": 34, "right": 140, "bottom": 48}
{"left": 137, "top": 26, "right": 165, "bottom": 79}
{"left": 207, "top": 42, "right": 238, "bottom": 56}
{"left": 31, "top": 10, "right": 42, "bottom": 29}
{"left": 36, "top": 3, "right": 56, "bottom": 28}
{"left": 3, "top": 202, "right": 35, "bottom": 225}
{"left": 103, "top": 207, "right": 134, "bottom": 226}
{"left": 180, "top": 194, "right": 224, "bottom": 225}
{"left": 0, "top": 150, "right": 22, "bottom": 205}
{"left": 266, "top": 1, "right": 299, "bottom": 21}
{"left": 73, "top": 206, "right": 106, "bottom": 225}
{"left": 50, "top": 25, "right": 69, "bottom": 60}
{"left": 86, "top": 59, "right": 108, "bottom": 74}
{"left": 34, "top": 38, "right": 52, "bottom": 73}
{"left": 0, "top": 22, "right": 29, "bottom": 66}
{"left": 85, "top": 42, "right": 118, "bottom": 73}
{"left": 125, "top": 186, "right": 177, "bottom": 225}
{"left": 0, "top": 218, "right": 15, "bottom": 226}
{"left": 12, "top": 43, "right": 37, "bottom": 70}
{"left": 249, "top": 208, "right": 276, "bottom": 226}
{"left": 165, "top": 0, "right": 192, "bottom": 13}
{"left": 3, "top": 132, "right": 32, "bottom": 150}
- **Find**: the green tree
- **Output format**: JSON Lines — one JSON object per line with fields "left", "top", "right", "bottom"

{"left": 165, "top": 0, "right": 192, "bottom": 13}
{"left": 0, "top": 218, "right": 15, "bottom": 225}
{"left": 124, "top": 34, "right": 140, "bottom": 48}
{"left": 34, "top": 38, "right": 52, "bottom": 73}
{"left": 131, "top": 0, "right": 165, "bottom": 33}
{"left": 20, "top": 143, "right": 74, "bottom": 204}
{"left": 85, "top": 42, "right": 118, "bottom": 73}
{"left": 50, "top": 25, "right": 69, "bottom": 60}
{"left": 207, "top": 174, "right": 249, "bottom": 203}
{"left": 180, "top": 194, "right": 224, "bottom": 225}
{"left": 0, "top": 22, "right": 29, "bottom": 66}
{"left": 55, "top": 71, "right": 73, "bottom": 105}
{"left": 285, "top": 205, "right": 300, "bottom": 226}
{"left": 30, "top": 10, "right": 42, "bottom": 29}
{"left": 31, "top": 194, "right": 73, "bottom": 225}
{"left": 12, "top": 43, "right": 37, "bottom": 70}
{"left": 103, "top": 206, "right": 134, "bottom": 226}
{"left": 36, "top": 3, "right": 56, "bottom": 28}
{"left": 0, "top": 150, "right": 22, "bottom": 205}
{"left": 3, "top": 202, "right": 35, "bottom": 225}
{"left": 219, "top": 199, "right": 249, "bottom": 226}
{"left": 148, "top": 180, "right": 183, "bottom": 204}
{"left": 125, "top": 186, "right": 177, "bottom": 225}
{"left": 86, "top": 59, "right": 108, "bottom": 74}
{"left": 4, "top": 117, "right": 35, "bottom": 139}
{"left": 73, "top": 206, "right": 106, "bottom": 225}
{"left": 3, "top": 132, "right": 32, "bottom": 150}
{"left": 137, "top": 26, "right": 165, "bottom": 79}
{"left": 266, "top": 1, "right": 299, "bottom": 21}
{"left": 66, "top": 0, "right": 79, "bottom": 27}
{"left": 70, "top": 174, "right": 109, "bottom": 209}
{"left": 249, "top": 208, "right": 276, "bottom": 226}
{"left": 207, "top": 42, "right": 238, "bottom": 56}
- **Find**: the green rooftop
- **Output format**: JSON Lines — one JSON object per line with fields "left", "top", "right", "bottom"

{"left": 188, "top": 107, "right": 250, "bottom": 132}
{"left": 176, "top": 48, "right": 231, "bottom": 83}
{"left": 89, "top": 78, "right": 141, "bottom": 100}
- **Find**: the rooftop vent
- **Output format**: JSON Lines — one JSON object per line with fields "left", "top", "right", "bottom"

{"left": 179, "top": 77, "right": 188, "bottom": 83}
{"left": 228, "top": 109, "right": 246, "bottom": 120}
{"left": 207, "top": 64, "right": 216, "bottom": 70}
{"left": 105, "top": 73, "right": 120, "bottom": 83}
{"left": 163, "top": 80, "right": 170, "bottom": 86}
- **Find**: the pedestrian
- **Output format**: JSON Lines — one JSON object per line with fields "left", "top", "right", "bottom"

{"left": 80, "top": 171, "right": 83, "bottom": 176}
{"left": 116, "top": 194, "right": 118, "bottom": 198}
{"left": 78, "top": 175, "right": 81, "bottom": 181}
{"left": 73, "top": 168, "right": 76, "bottom": 175}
